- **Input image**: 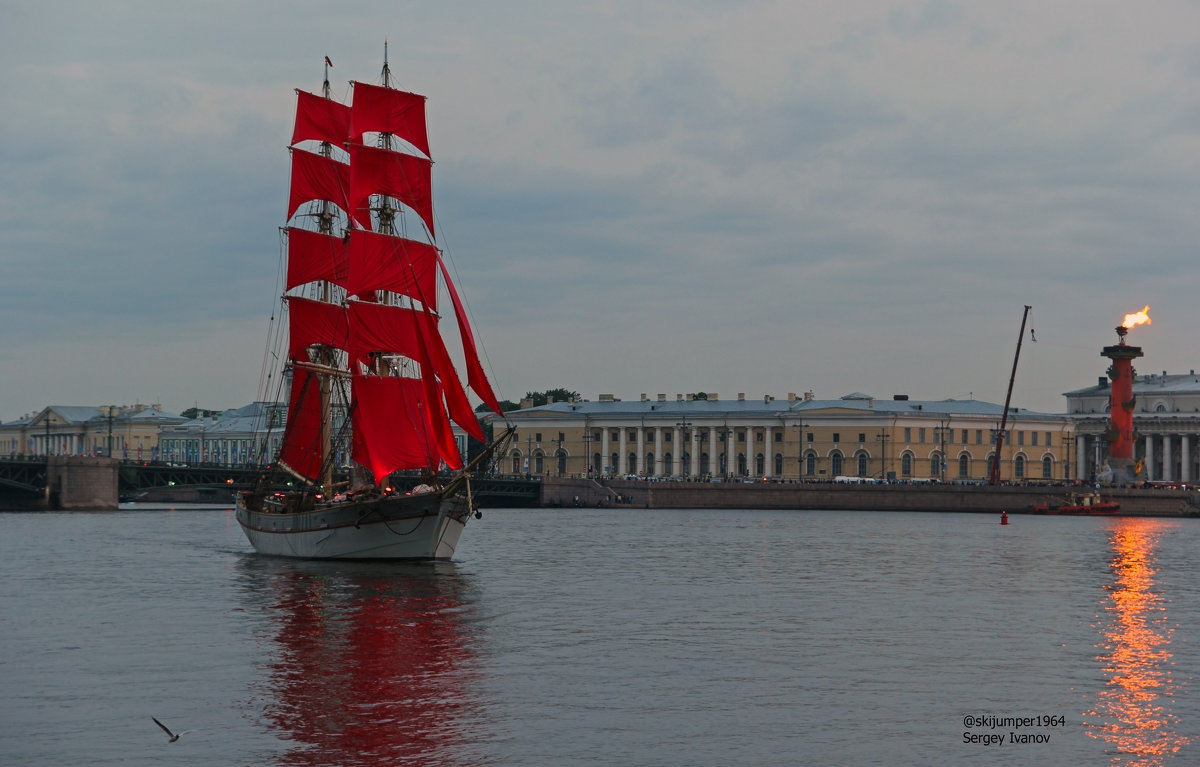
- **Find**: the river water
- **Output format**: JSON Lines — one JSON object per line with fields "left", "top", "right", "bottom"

{"left": 1, "top": 506, "right": 1195, "bottom": 766}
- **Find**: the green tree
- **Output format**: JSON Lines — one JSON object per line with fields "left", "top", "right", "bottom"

{"left": 524, "top": 388, "right": 580, "bottom": 407}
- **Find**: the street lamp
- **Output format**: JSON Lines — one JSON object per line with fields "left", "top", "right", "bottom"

{"left": 876, "top": 430, "right": 890, "bottom": 481}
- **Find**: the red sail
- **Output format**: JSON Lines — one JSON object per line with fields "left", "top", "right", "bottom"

{"left": 347, "top": 301, "right": 484, "bottom": 442}
{"left": 347, "top": 143, "right": 434, "bottom": 235}
{"left": 287, "top": 296, "right": 349, "bottom": 360}
{"left": 287, "top": 148, "right": 351, "bottom": 223}
{"left": 413, "top": 299, "right": 486, "bottom": 442}
{"left": 345, "top": 230, "right": 437, "bottom": 306}
{"left": 291, "top": 89, "right": 351, "bottom": 147}
{"left": 351, "top": 375, "right": 455, "bottom": 481}
{"left": 349, "top": 82, "right": 430, "bottom": 158}
{"left": 437, "top": 254, "right": 502, "bottom": 414}
{"left": 278, "top": 367, "right": 326, "bottom": 481}
{"left": 286, "top": 228, "right": 349, "bottom": 291}
{"left": 347, "top": 300, "right": 424, "bottom": 364}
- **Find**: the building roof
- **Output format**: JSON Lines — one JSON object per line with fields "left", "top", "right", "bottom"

{"left": 508, "top": 393, "right": 1062, "bottom": 421}
{"left": 1065, "top": 371, "right": 1200, "bottom": 397}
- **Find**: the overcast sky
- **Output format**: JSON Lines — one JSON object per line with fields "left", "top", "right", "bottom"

{"left": 2, "top": 0, "right": 1196, "bottom": 420}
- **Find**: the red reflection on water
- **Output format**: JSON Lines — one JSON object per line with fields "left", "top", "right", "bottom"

{"left": 1084, "top": 519, "right": 1189, "bottom": 764}
{"left": 259, "top": 563, "right": 478, "bottom": 766}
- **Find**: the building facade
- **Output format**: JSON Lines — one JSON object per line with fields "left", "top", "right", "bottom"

{"left": 0, "top": 404, "right": 186, "bottom": 459}
{"left": 499, "top": 392, "right": 1076, "bottom": 483}
{"left": 1067, "top": 370, "right": 1200, "bottom": 483}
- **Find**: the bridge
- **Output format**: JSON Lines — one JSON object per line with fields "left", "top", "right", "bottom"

{"left": 0, "top": 457, "right": 542, "bottom": 508}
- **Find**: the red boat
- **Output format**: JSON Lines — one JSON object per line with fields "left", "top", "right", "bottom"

{"left": 1030, "top": 492, "right": 1120, "bottom": 516}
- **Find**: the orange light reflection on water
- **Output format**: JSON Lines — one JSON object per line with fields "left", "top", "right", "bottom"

{"left": 1084, "top": 519, "right": 1189, "bottom": 764}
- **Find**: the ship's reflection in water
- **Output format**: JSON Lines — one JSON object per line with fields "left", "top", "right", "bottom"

{"left": 1086, "top": 519, "right": 1190, "bottom": 764}
{"left": 241, "top": 557, "right": 482, "bottom": 767}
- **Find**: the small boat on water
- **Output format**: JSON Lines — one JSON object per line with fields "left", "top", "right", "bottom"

{"left": 1029, "top": 492, "right": 1121, "bottom": 516}
{"left": 236, "top": 50, "right": 511, "bottom": 559}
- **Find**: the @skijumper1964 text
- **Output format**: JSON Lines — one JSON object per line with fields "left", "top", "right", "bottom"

{"left": 962, "top": 714, "right": 1067, "bottom": 746}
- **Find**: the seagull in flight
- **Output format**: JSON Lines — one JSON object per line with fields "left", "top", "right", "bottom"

{"left": 152, "top": 717, "right": 191, "bottom": 743}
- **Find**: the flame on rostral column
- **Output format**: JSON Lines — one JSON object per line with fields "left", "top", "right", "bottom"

{"left": 1121, "top": 306, "right": 1152, "bottom": 330}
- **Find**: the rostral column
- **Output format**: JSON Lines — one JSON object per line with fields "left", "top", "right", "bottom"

{"left": 1101, "top": 323, "right": 1144, "bottom": 480}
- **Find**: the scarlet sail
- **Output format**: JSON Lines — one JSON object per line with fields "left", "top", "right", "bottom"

{"left": 281, "top": 77, "right": 500, "bottom": 482}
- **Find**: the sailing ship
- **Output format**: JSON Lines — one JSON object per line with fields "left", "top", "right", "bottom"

{"left": 236, "top": 51, "right": 511, "bottom": 559}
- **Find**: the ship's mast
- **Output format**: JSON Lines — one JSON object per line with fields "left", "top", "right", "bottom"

{"left": 315, "top": 57, "right": 335, "bottom": 495}
{"left": 989, "top": 305, "right": 1031, "bottom": 485}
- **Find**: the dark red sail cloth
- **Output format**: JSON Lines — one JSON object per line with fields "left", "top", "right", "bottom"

{"left": 286, "top": 228, "right": 349, "bottom": 291}
{"left": 346, "top": 300, "right": 484, "bottom": 443}
{"left": 437, "top": 254, "right": 502, "bottom": 414}
{"left": 278, "top": 367, "right": 326, "bottom": 481}
{"left": 349, "top": 82, "right": 430, "bottom": 158}
{"left": 345, "top": 230, "right": 438, "bottom": 306}
{"left": 346, "top": 143, "right": 434, "bottom": 235}
{"left": 351, "top": 374, "right": 461, "bottom": 481}
{"left": 287, "top": 148, "right": 351, "bottom": 224}
{"left": 287, "top": 296, "right": 350, "bottom": 360}
{"left": 291, "top": 89, "right": 351, "bottom": 147}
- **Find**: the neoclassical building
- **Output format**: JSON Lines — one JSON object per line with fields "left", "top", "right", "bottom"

{"left": 1068, "top": 370, "right": 1200, "bottom": 483}
{"left": 500, "top": 391, "right": 1076, "bottom": 483}
{"left": 0, "top": 404, "right": 187, "bottom": 459}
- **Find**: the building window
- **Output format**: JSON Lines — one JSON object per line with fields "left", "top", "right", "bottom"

{"left": 1046, "top": 432, "right": 1052, "bottom": 446}
{"left": 904, "top": 428, "right": 911, "bottom": 443}
{"left": 1015, "top": 455, "right": 1025, "bottom": 478}
{"left": 1043, "top": 457, "right": 1053, "bottom": 478}
{"left": 901, "top": 454, "right": 912, "bottom": 476}
{"left": 1017, "top": 431, "right": 1024, "bottom": 446}
{"left": 832, "top": 433, "right": 840, "bottom": 443}
{"left": 831, "top": 452, "right": 843, "bottom": 475}
{"left": 536, "top": 433, "right": 542, "bottom": 443}
{"left": 1032, "top": 432, "right": 1038, "bottom": 446}
{"left": 961, "top": 429, "right": 968, "bottom": 444}
{"left": 959, "top": 454, "right": 969, "bottom": 477}
{"left": 774, "top": 453, "right": 783, "bottom": 474}
{"left": 756, "top": 432, "right": 763, "bottom": 443}
{"left": 857, "top": 453, "right": 868, "bottom": 476}
{"left": 931, "top": 454, "right": 941, "bottom": 476}
{"left": 806, "top": 453, "right": 816, "bottom": 475}
{"left": 976, "top": 430, "right": 983, "bottom": 445}
{"left": 858, "top": 433, "right": 866, "bottom": 443}
{"left": 738, "top": 432, "right": 745, "bottom": 443}
{"left": 807, "top": 432, "right": 814, "bottom": 442}
{"left": 919, "top": 428, "right": 926, "bottom": 443}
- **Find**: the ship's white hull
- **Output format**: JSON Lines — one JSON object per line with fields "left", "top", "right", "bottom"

{"left": 236, "top": 490, "right": 470, "bottom": 560}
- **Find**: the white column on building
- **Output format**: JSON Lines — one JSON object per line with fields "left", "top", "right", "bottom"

{"left": 690, "top": 429, "right": 699, "bottom": 477}
{"left": 764, "top": 426, "right": 773, "bottom": 479}
{"left": 1182, "top": 434, "right": 1191, "bottom": 483}
{"left": 1144, "top": 433, "right": 1155, "bottom": 481}
{"left": 601, "top": 427, "right": 611, "bottom": 476}
{"left": 654, "top": 427, "right": 664, "bottom": 476}
{"left": 1163, "top": 433, "right": 1174, "bottom": 482}
{"left": 672, "top": 425, "right": 683, "bottom": 476}
{"left": 726, "top": 427, "right": 735, "bottom": 478}
{"left": 636, "top": 427, "right": 645, "bottom": 476}
{"left": 1076, "top": 434, "right": 1087, "bottom": 480}
{"left": 618, "top": 428, "right": 627, "bottom": 476}
{"left": 708, "top": 427, "right": 717, "bottom": 477}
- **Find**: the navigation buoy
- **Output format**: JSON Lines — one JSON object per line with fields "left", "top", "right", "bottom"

{"left": 1000, "top": 510, "right": 1009, "bottom": 526}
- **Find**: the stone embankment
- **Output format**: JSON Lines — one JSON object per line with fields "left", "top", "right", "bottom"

{"left": 539, "top": 477, "right": 1200, "bottom": 517}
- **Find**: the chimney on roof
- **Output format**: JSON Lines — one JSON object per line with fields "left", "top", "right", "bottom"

{"left": 599, "top": 394, "right": 615, "bottom": 402}
{"left": 641, "top": 393, "right": 648, "bottom": 402}
{"left": 893, "top": 394, "right": 909, "bottom": 401}
{"left": 738, "top": 393, "right": 745, "bottom": 401}
{"left": 787, "top": 392, "right": 797, "bottom": 402}
{"left": 804, "top": 391, "right": 814, "bottom": 401}
{"left": 658, "top": 393, "right": 666, "bottom": 402}
{"left": 710, "top": 393, "right": 719, "bottom": 401}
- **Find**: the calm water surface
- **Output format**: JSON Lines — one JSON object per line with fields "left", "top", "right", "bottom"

{"left": 1, "top": 507, "right": 1196, "bottom": 765}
